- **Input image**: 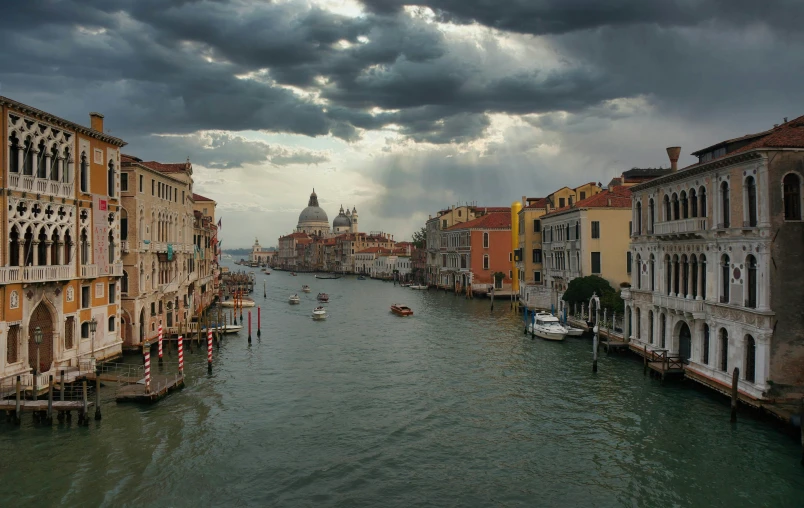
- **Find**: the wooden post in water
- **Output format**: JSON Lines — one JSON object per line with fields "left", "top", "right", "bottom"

{"left": 232, "top": 307, "right": 237, "bottom": 326}
{"left": 800, "top": 397, "right": 804, "bottom": 466}
{"left": 248, "top": 311, "right": 252, "bottom": 344}
{"left": 46, "top": 375, "right": 53, "bottom": 424}
{"left": 257, "top": 307, "right": 261, "bottom": 338}
{"left": 94, "top": 370, "right": 102, "bottom": 421}
{"left": 264, "top": 280, "right": 266, "bottom": 298}
{"left": 530, "top": 311, "right": 536, "bottom": 340}
{"left": 81, "top": 380, "right": 88, "bottom": 426}
{"left": 15, "top": 376, "right": 21, "bottom": 425}
{"left": 490, "top": 287, "right": 495, "bottom": 312}
{"left": 523, "top": 308, "right": 529, "bottom": 335}
{"left": 58, "top": 369, "right": 65, "bottom": 423}
{"left": 217, "top": 306, "right": 222, "bottom": 347}
{"left": 643, "top": 345, "right": 648, "bottom": 376}
{"left": 592, "top": 325, "right": 599, "bottom": 373}
{"left": 730, "top": 367, "right": 740, "bottom": 423}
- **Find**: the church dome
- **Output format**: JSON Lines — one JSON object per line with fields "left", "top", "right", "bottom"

{"left": 333, "top": 205, "right": 351, "bottom": 228}
{"left": 298, "top": 190, "right": 328, "bottom": 224}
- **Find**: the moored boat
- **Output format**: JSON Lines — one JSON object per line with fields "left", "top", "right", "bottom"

{"left": 302, "top": 285, "right": 311, "bottom": 293}
{"left": 566, "top": 327, "right": 585, "bottom": 337}
{"left": 204, "top": 324, "right": 243, "bottom": 334}
{"left": 220, "top": 298, "right": 256, "bottom": 308}
{"left": 317, "top": 293, "right": 329, "bottom": 302}
{"left": 290, "top": 272, "right": 297, "bottom": 276}
{"left": 527, "top": 312, "right": 568, "bottom": 341}
{"left": 357, "top": 276, "right": 366, "bottom": 280}
{"left": 390, "top": 304, "right": 413, "bottom": 316}
{"left": 289, "top": 294, "right": 300, "bottom": 304}
{"left": 312, "top": 306, "right": 327, "bottom": 320}
{"left": 409, "top": 285, "right": 427, "bottom": 290}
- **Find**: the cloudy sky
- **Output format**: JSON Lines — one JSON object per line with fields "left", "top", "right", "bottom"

{"left": 2, "top": 0, "right": 802, "bottom": 247}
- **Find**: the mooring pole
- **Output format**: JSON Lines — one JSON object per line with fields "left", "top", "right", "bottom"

{"left": 47, "top": 375, "right": 53, "bottom": 424}
{"left": 490, "top": 287, "right": 495, "bottom": 312}
{"left": 593, "top": 325, "right": 599, "bottom": 373}
{"left": 264, "top": 280, "right": 266, "bottom": 298}
{"left": 94, "top": 370, "right": 102, "bottom": 420}
{"left": 257, "top": 306, "right": 261, "bottom": 338}
{"left": 799, "top": 397, "right": 804, "bottom": 466}
{"left": 207, "top": 328, "right": 213, "bottom": 374}
{"left": 730, "top": 367, "right": 740, "bottom": 423}
{"left": 248, "top": 311, "right": 252, "bottom": 344}
{"left": 81, "top": 380, "right": 88, "bottom": 426}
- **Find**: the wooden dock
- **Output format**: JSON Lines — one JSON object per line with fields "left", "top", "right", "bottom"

{"left": 115, "top": 374, "right": 185, "bottom": 403}
{"left": 0, "top": 400, "right": 92, "bottom": 412}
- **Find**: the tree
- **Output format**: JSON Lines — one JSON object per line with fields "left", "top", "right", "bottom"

{"left": 412, "top": 227, "right": 427, "bottom": 248}
{"left": 562, "top": 275, "right": 618, "bottom": 310}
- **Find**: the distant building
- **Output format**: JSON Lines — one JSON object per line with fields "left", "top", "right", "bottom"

{"left": 608, "top": 167, "right": 673, "bottom": 188}
{"left": 441, "top": 210, "right": 513, "bottom": 292}
{"left": 249, "top": 238, "right": 275, "bottom": 265}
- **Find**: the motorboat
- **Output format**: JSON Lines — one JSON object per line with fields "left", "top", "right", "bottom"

{"left": 302, "top": 285, "right": 311, "bottom": 293}
{"left": 290, "top": 272, "right": 297, "bottom": 276}
{"left": 390, "top": 304, "right": 413, "bottom": 316}
{"left": 409, "top": 285, "right": 428, "bottom": 290}
{"left": 312, "top": 306, "right": 327, "bottom": 320}
{"left": 264, "top": 269, "right": 271, "bottom": 275}
{"left": 219, "top": 298, "right": 256, "bottom": 308}
{"left": 317, "top": 293, "right": 329, "bottom": 302}
{"left": 204, "top": 324, "right": 243, "bottom": 334}
{"left": 566, "top": 327, "right": 585, "bottom": 337}
{"left": 399, "top": 282, "right": 411, "bottom": 287}
{"left": 315, "top": 274, "right": 341, "bottom": 279}
{"left": 289, "top": 294, "right": 300, "bottom": 304}
{"left": 357, "top": 276, "right": 366, "bottom": 280}
{"left": 527, "top": 312, "right": 568, "bottom": 341}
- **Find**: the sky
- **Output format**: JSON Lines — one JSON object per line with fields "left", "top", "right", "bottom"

{"left": 2, "top": 0, "right": 802, "bottom": 248}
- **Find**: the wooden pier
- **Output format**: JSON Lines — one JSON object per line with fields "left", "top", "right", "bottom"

{"left": 115, "top": 374, "right": 185, "bottom": 403}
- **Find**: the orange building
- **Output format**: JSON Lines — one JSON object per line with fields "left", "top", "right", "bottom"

{"left": 442, "top": 211, "right": 512, "bottom": 292}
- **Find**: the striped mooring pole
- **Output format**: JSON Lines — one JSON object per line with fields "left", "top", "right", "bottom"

{"left": 178, "top": 335, "right": 184, "bottom": 375}
{"left": 158, "top": 323, "right": 163, "bottom": 364}
{"left": 207, "top": 328, "right": 213, "bottom": 373}
{"left": 144, "top": 348, "right": 151, "bottom": 393}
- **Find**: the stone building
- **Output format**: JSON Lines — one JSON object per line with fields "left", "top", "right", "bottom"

{"left": 623, "top": 117, "right": 804, "bottom": 400}
{"left": 249, "top": 238, "right": 275, "bottom": 265}
{"left": 191, "top": 194, "right": 218, "bottom": 314}
{"left": 441, "top": 210, "right": 512, "bottom": 291}
{"left": 119, "top": 154, "right": 196, "bottom": 348}
{"left": 1, "top": 97, "right": 126, "bottom": 382}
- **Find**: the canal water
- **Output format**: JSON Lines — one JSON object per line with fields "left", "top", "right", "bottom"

{"left": 2, "top": 263, "right": 803, "bottom": 507}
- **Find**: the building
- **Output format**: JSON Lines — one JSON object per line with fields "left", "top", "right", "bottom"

{"left": 355, "top": 247, "right": 388, "bottom": 275}
{"left": 541, "top": 187, "right": 633, "bottom": 310}
{"left": 624, "top": 117, "right": 804, "bottom": 400}
{"left": 191, "top": 194, "right": 218, "bottom": 314}
{"left": 294, "top": 189, "right": 358, "bottom": 237}
{"left": 607, "top": 167, "right": 673, "bottom": 188}
{"left": 1, "top": 97, "right": 127, "bottom": 382}
{"left": 516, "top": 197, "right": 548, "bottom": 308}
{"left": 545, "top": 182, "right": 603, "bottom": 210}
{"left": 119, "top": 154, "right": 196, "bottom": 348}
{"left": 249, "top": 238, "right": 275, "bottom": 265}
{"left": 277, "top": 232, "right": 310, "bottom": 269}
{"left": 441, "top": 210, "right": 512, "bottom": 292}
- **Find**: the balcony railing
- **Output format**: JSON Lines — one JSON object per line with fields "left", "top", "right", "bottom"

{"left": 111, "top": 262, "right": 124, "bottom": 277}
{"left": 8, "top": 174, "right": 75, "bottom": 199}
{"left": 0, "top": 267, "right": 21, "bottom": 283}
{"left": 121, "top": 240, "right": 130, "bottom": 253}
{"left": 653, "top": 293, "right": 704, "bottom": 314}
{"left": 22, "top": 265, "right": 73, "bottom": 283}
{"left": 80, "top": 265, "right": 99, "bottom": 278}
{"left": 654, "top": 217, "right": 709, "bottom": 237}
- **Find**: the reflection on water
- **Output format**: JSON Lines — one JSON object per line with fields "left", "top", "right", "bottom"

{"left": 1, "top": 263, "right": 802, "bottom": 507}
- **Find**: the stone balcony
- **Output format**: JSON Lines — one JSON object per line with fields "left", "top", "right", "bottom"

{"left": 111, "top": 262, "right": 124, "bottom": 277}
{"left": 23, "top": 265, "right": 73, "bottom": 283}
{"left": 653, "top": 293, "right": 705, "bottom": 317}
{"left": 121, "top": 240, "right": 130, "bottom": 253}
{"left": 80, "top": 264, "right": 99, "bottom": 278}
{"left": 653, "top": 217, "right": 709, "bottom": 239}
{"left": 620, "top": 288, "right": 632, "bottom": 301}
{"left": 8, "top": 174, "right": 75, "bottom": 199}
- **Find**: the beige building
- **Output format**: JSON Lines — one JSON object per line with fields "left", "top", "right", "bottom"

{"left": 192, "top": 194, "right": 218, "bottom": 313}
{"left": 516, "top": 197, "right": 548, "bottom": 306}
{"left": 541, "top": 187, "right": 633, "bottom": 310}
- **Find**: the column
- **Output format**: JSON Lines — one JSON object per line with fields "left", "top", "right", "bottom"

{"left": 686, "top": 260, "right": 692, "bottom": 299}
{"left": 18, "top": 241, "right": 25, "bottom": 267}
{"left": 696, "top": 260, "right": 703, "bottom": 300}
{"left": 31, "top": 242, "right": 39, "bottom": 266}
{"left": 758, "top": 250, "right": 771, "bottom": 312}
{"left": 44, "top": 241, "right": 52, "bottom": 266}
{"left": 754, "top": 332, "right": 771, "bottom": 389}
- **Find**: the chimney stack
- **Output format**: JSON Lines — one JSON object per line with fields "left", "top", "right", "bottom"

{"left": 784, "top": 117, "right": 788, "bottom": 123}
{"left": 666, "top": 146, "right": 681, "bottom": 172}
{"left": 89, "top": 112, "right": 104, "bottom": 133}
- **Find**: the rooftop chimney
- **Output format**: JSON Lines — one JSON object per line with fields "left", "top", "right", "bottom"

{"left": 784, "top": 117, "right": 788, "bottom": 123}
{"left": 666, "top": 146, "right": 681, "bottom": 172}
{"left": 90, "top": 112, "right": 104, "bottom": 133}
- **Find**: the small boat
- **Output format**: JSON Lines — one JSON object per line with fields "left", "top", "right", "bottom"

{"left": 219, "top": 298, "right": 256, "bottom": 308}
{"left": 204, "top": 324, "right": 243, "bottom": 334}
{"left": 302, "top": 285, "right": 311, "bottom": 293}
{"left": 566, "top": 327, "right": 585, "bottom": 337}
{"left": 317, "top": 293, "right": 329, "bottom": 302}
{"left": 289, "top": 294, "right": 300, "bottom": 304}
{"left": 527, "top": 312, "right": 568, "bottom": 341}
{"left": 357, "top": 276, "right": 366, "bottom": 280}
{"left": 391, "top": 304, "right": 413, "bottom": 316}
{"left": 264, "top": 270, "right": 271, "bottom": 275}
{"left": 399, "top": 282, "right": 411, "bottom": 287}
{"left": 312, "top": 306, "right": 327, "bottom": 320}
{"left": 409, "top": 285, "right": 427, "bottom": 290}
{"left": 315, "top": 274, "right": 341, "bottom": 279}
{"left": 290, "top": 272, "right": 297, "bottom": 276}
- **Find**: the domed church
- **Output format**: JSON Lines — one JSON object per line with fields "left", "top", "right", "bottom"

{"left": 296, "top": 189, "right": 358, "bottom": 237}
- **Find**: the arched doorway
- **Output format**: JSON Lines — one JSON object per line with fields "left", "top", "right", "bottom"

{"left": 28, "top": 302, "right": 55, "bottom": 373}
{"left": 678, "top": 322, "right": 692, "bottom": 364}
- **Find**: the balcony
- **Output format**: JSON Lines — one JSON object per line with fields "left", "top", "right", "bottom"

{"left": 653, "top": 293, "right": 704, "bottom": 316}
{"left": 81, "top": 265, "right": 99, "bottom": 278}
{"left": 653, "top": 217, "right": 709, "bottom": 239}
{"left": 0, "top": 267, "right": 21, "bottom": 283}
{"left": 111, "top": 262, "right": 124, "bottom": 277}
{"left": 621, "top": 288, "right": 632, "bottom": 300}
{"left": 8, "top": 174, "right": 75, "bottom": 199}
{"left": 23, "top": 265, "right": 73, "bottom": 283}
{"left": 121, "top": 240, "right": 130, "bottom": 253}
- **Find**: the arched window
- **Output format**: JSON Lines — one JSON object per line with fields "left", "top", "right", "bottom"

{"left": 80, "top": 229, "right": 89, "bottom": 265}
{"left": 37, "top": 139, "right": 47, "bottom": 178}
{"left": 700, "top": 255, "right": 707, "bottom": 300}
{"left": 635, "top": 308, "right": 641, "bottom": 339}
{"left": 483, "top": 232, "right": 489, "bottom": 248}
{"left": 745, "top": 176, "right": 757, "bottom": 227}
{"left": 483, "top": 254, "right": 489, "bottom": 270}
{"left": 62, "top": 147, "right": 72, "bottom": 183}
{"left": 681, "top": 255, "right": 689, "bottom": 297}
{"left": 23, "top": 136, "right": 34, "bottom": 175}
{"left": 648, "top": 199, "right": 655, "bottom": 232}
{"left": 744, "top": 335, "right": 756, "bottom": 383}
{"left": 636, "top": 201, "right": 642, "bottom": 235}
{"left": 691, "top": 255, "right": 698, "bottom": 299}
{"left": 648, "top": 310, "right": 654, "bottom": 344}
{"left": 50, "top": 145, "right": 60, "bottom": 181}
{"left": 64, "top": 231, "right": 73, "bottom": 264}
{"left": 80, "top": 151, "right": 88, "bottom": 193}
{"left": 636, "top": 254, "right": 642, "bottom": 289}
{"left": 699, "top": 186, "right": 707, "bottom": 218}
{"left": 719, "top": 328, "right": 729, "bottom": 371}
{"left": 720, "top": 181, "right": 730, "bottom": 228}
{"left": 9, "top": 226, "right": 20, "bottom": 266}
{"left": 649, "top": 254, "right": 655, "bottom": 291}
{"left": 665, "top": 255, "right": 672, "bottom": 296}
{"left": 672, "top": 254, "right": 680, "bottom": 295}
{"left": 660, "top": 313, "right": 666, "bottom": 348}
{"left": 121, "top": 209, "right": 128, "bottom": 240}
{"left": 139, "top": 263, "right": 145, "bottom": 292}
{"left": 672, "top": 193, "right": 680, "bottom": 220}
{"left": 664, "top": 195, "right": 671, "bottom": 221}
{"left": 108, "top": 316, "right": 115, "bottom": 332}
{"left": 9, "top": 132, "right": 20, "bottom": 173}
{"left": 108, "top": 230, "right": 115, "bottom": 264}
{"left": 122, "top": 270, "right": 129, "bottom": 294}
{"left": 702, "top": 324, "right": 710, "bottom": 364}
{"left": 720, "top": 254, "right": 730, "bottom": 303}
{"left": 108, "top": 160, "right": 115, "bottom": 197}
{"left": 783, "top": 173, "right": 801, "bottom": 220}
{"left": 575, "top": 221, "right": 579, "bottom": 239}
{"left": 690, "top": 189, "right": 698, "bottom": 217}
{"left": 680, "top": 191, "right": 688, "bottom": 219}
{"left": 37, "top": 228, "right": 48, "bottom": 266}
{"left": 746, "top": 255, "right": 757, "bottom": 308}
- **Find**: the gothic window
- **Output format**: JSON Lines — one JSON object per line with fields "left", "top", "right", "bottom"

{"left": 648, "top": 199, "right": 655, "bottom": 232}
{"left": 680, "top": 191, "right": 688, "bottom": 219}
{"left": 635, "top": 308, "right": 641, "bottom": 339}
{"left": 691, "top": 255, "right": 698, "bottom": 299}
{"left": 636, "top": 201, "right": 642, "bottom": 234}
{"left": 64, "top": 231, "right": 73, "bottom": 264}
{"left": 702, "top": 324, "right": 710, "bottom": 365}
{"left": 720, "top": 181, "right": 730, "bottom": 228}
{"left": 744, "top": 335, "right": 756, "bottom": 383}
{"left": 690, "top": 189, "right": 698, "bottom": 217}
{"left": 720, "top": 254, "right": 730, "bottom": 303}
{"left": 672, "top": 254, "right": 680, "bottom": 295}
{"left": 681, "top": 255, "right": 689, "bottom": 296}
{"left": 80, "top": 229, "right": 89, "bottom": 265}
{"left": 109, "top": 230, "right": 115, "bottom": 264}
{"left": 649, "top": 254, "right": 655, "bottom": 291}
{"left": 23, "top": 136, "right": 34, "bottom": 175}
{"left": 700, "top": 255, "right": 707, "bottom": 300}
{"left": 648, "top": 310, "right": 654, "bottom": 344}
{"left": 483, "top": 254, "right": 489, "bottom": 270}
{"left": 719, "top": 328, "right": 729, "bottom": 371}
{"left": 108, "top": 160, "right": 115, "bottom": 197}
{"left": 80, "top": 151, "right": 88, "bottom": 193}
{"left": 660, "top": 313, "right": 666, "bottom": 348}
{"left": 665, "top": 255, "right": 672, "bottom": 296}
{"left": 37, "top": 139, "right": 47, "bottom": 178}
{"left": 9, "top": 132, "right": 20, "bottom": 173}
{"left": 122, "top": 270, "right": 129, "bottom": 294}
{"left": 664, "top": 195, "right": 671, "bottom": 221}
{"left": 783, "top": 173, "right": 802, "bottom": 220}
{"left": 9, "top": 226, "right": 20, "bottom": 266}
{"left": 745, "top": 176, "right": 757, "bottom": 227}
{"left": 483, "top": 232, "right": 489, "bottom": 248}
{"left": 699, "top": 186, "right": 707, "bottom": 218}
{"left": 746, "top": 255, "right": 757, "bottom": 308}
{"left": 635, "top": 254, "right": 641, "bottom": 288}
{"left": 50, "top": 144, "right": 60, "bottom": 181}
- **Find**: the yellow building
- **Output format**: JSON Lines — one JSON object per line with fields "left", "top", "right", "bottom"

{"left": 516, "top": 197, "right": 548, "bottom": 306}
{"left": 1, "top": 96, "right": 127, "bottom": 383}
{"left": 541, "top": 187, "right": 633, "bottom": 311}
{"left": 546, "top": 182, "right": 603, "bottom": 210}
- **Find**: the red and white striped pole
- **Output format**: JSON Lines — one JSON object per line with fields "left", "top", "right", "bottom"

{"left": 178, "top": 335, "right": 184, "bottom": 375}
{"left": 144, "top": 348, "right": 151, "bottom": 393}
{"left": 158, "top": 323, "right": 163, "bottom": 364}
{"left": 207, "top": 328, "right": 213, "bottom": 373}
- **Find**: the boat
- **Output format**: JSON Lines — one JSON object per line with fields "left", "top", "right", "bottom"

{"left": 204, "top": 324, "right": 243, "bottom": 334}
{"left": 399, "top": 282, "right": 411, "bottom": 287}
{"left": 302, "top": 285, "right": 311, "bottom": 293}
{"left": 566, "top": 327, "right": 585, "bottom": 337}
{"left": 390, "top": 304, "right": 413, "bottom": 316}
{"left": 289, "top": 294, "right": 300, "bottom": 304}
{"left": 409, "top": 285, "right": 428, "bottom": 290}
{"left": 263, "top": 269, "right": 271, "bottom": 275}
{"left": 357, "top": 276, "right": 366, "bottom": 280}
{"left": 315, "top": 274, "right": 341, "bottom": 279}
{"left": 219, "top": 298, "right": 256, "bottom": 308}
{"left": 317, "top": 293, "right": 329, "bottom": 302}
{"left": 290, "top": 272, "right": 297, "bottom": 276}
{"left": 527, "top": 312, "right": 568, "bottom": 341}
{"left": 311, "top": 306, "right": 327, "bottom": 320}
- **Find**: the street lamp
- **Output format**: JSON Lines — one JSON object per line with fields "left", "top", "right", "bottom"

{"left": 89, "top": 317, "right": 98, "bottom": 373}
{"left": 33, "top": 326, "right": 43, "bottom": 400}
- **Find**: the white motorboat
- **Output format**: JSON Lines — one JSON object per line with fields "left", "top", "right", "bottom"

{"left": 205, "top": 324, "right": 243, "bottom": 334}
{"left": 409, "top": 285, "right": 428, "bottom": 290}
{"left": 566, "top": 327, "right": 585, "bottom": 337}
{"left": 220, "top": 298, "right": 256, "bottom": 308}
{"left": 527, "top": 312, "right": 568, "bottom": 341}
{"left": 312, "top": 306, "right": 327, "bottom": 320}
{"left": 289, "top": 294, "right": 300, "bottom": 304}
{"left": 302, "top": 285, "right": 311, "bottom": 293}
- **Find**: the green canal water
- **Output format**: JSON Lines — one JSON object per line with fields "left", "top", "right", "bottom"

{"left": 2, "top": 263, "right": 803, "bottom": 507}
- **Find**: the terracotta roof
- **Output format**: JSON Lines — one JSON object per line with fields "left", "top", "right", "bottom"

{"left": 447, "top": 211, "right": 511, "bottom": 230}
{"left": 140, "top": 160, "right": 190, "bottom": 174}
{"left": 573, "top": 181, "right": 598, "bottom": 190}
{"left": 279, "top": 232, "right": 310, "bottom": 240}
{"left": 192, "top": 193, "right": 215, "bottom": 202}
{"left": 524, "top": 198, "right": 548, "bottom": 209}
{"left": 357, "top": 247, "right": 390, "bottom": 254}
{"left": 121, "top": 154, "right": 141, "bottom": 164}
{"left": 542, "top": 187, "right": 631, "bottom": 218}
{"left": 478, "top": 206, "right": 511, "bottom": 213}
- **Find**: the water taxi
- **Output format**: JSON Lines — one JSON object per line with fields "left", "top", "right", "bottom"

{"left": 317, "top": 293, "right": 329, "bottom": 302}
{"left": 527, "top": 313, "right": 568, "bottom": 341}
{"left": 390, "top": 304, "right": 413, "bottom": 316}
{"left": 302, "top": 285, "right": 311, "bottom": 293}
{"left": 312, "top": 306, "right": 327, "bottom": 320}
{"left": 289, "top": 294, "right": 300, "bottom": 304}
